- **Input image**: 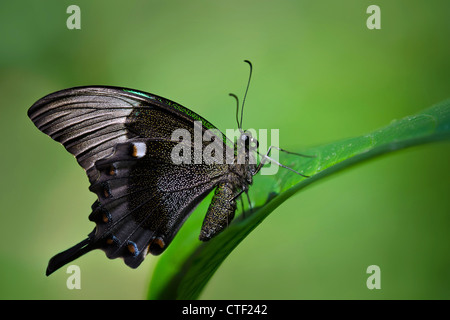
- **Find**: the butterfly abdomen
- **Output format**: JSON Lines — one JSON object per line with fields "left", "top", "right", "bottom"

{"left": 199, "top": 181, "right": 239, "bottom": 241}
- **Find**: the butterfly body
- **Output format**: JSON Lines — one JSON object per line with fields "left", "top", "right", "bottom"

{"left": 28, "top": 86, "right": 256, "bottom": 275}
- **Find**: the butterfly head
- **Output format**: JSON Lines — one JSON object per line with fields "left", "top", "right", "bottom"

{"left": 239, "top": 129, "right": 259, "bottom": 153}
{"left": 235, "top": 129, "right": 259, "bottom": 181}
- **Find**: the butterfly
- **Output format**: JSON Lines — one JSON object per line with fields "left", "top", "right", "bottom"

{"left": 28, "top": 61, "right": 313, "bottom": 276}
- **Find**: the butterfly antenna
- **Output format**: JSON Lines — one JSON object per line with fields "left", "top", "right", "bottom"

{"left": 229, "top": 93, "right": 241, "bottom": 129}
{"left": 241, "top": 60, "right": 253, "bottom": 129}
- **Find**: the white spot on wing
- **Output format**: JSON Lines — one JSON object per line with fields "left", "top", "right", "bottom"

{"left": 132, "top": 142, "right": 147, "bottom": 158}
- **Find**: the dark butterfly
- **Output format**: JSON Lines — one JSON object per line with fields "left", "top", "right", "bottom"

{"left": 29, "top": 61, "right": 312, "bottom": 276}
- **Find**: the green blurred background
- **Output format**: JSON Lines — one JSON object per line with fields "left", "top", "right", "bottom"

{"left": 1, "top": 0, "right": 449, "bottom": 299}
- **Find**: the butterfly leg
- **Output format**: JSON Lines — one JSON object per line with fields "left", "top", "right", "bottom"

{"left": 245, "top": 191, "right": 253, "bottom": 215}
{"left": 240, "top": 194, "right": 246, "bottom": 219}
{"left": 267, "top": 146, "right": 316, "bottom": 158}
{"left": 255, "top": 146, "right": 315, "bottom": 177}
{"left": 238, "top": 191, "right": 253, "bottom": 220}
{"left": 230, "top": 188, "right": 252, "bottom": 219}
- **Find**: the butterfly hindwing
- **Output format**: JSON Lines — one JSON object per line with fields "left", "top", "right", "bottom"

{"left": 89, "top": 139, "right": 225, "bottom": 267}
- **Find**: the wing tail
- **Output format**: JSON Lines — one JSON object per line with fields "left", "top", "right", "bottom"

{"left": 46, "top": 231, "right": 96, "bottom": 276}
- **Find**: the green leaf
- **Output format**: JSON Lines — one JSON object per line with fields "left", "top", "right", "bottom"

{"left": 147, "top": 99, "right": 450, "bottom": 300}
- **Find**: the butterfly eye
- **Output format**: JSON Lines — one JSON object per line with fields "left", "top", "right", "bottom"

{"left": 239, "top": 133, "right": 251, "bottom": 150}
{"left": 240, "top": 131, "right": 258, "bottom": 151}
{"left": 240, "top": 133, "right": 249, "bottom": 142}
